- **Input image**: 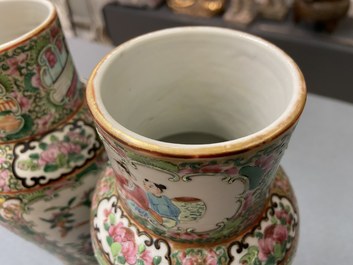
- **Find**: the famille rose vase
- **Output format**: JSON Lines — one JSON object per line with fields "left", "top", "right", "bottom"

{"left": 0, "top": 0, "right": 105, "bottom": 264}
{"left": 87, "top": 28, "right": 307, "bottom": 265}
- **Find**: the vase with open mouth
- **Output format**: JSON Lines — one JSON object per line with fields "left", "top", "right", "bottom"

{"left": 87, "top": 27, "right": 306, "bottom": 265}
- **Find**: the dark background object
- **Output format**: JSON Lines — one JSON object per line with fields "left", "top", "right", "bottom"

{"left": 103, "top": 3, "right": 353, "bottom": 104}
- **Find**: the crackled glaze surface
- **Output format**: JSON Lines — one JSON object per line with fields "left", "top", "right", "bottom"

{"left": 91, "top": 166, "right": 299, "bottom": 265}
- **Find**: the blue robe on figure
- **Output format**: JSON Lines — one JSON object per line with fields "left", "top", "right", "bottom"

{"left": 147, "top": 192, "right": 180, "bottom": 222}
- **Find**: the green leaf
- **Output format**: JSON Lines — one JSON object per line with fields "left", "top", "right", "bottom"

{"left": 44, "top": 164, "right": 59, "bottom": 172}
{"left": 109, "top": 213, "right": 116, "bottom": 225}
{"left": 39, "top": 142, "right": 48, "bottom": 150}
{"left": 255, "top": 231, "right": 263, "bottom": 239}
{"left": 56, "top": 153, "right": 67, "bottom": 167}
{"left": 274, "top": 243, "right": 283, "bottom": 258}
{"left": 50, "top": 135, "right": 59, "bottom": 142}
{"left": 254, "top": 258, "right": 262, "bottom": 265}
{"left": 153, "top": 256, "right": 162, "bottom": 265}
{"left": 111, "top": 242, "right": 122, "bottom": 256}
{"left": 138, "top": 243, "right": 146, "bottom": 254}
{"left": 106, "top": 236, "right": 113, "bottom": 246}
{"left": 117, "top": 255, "right": 126, "bottom": 264}
{"left": 104, "top": 223, "right": 110, "bottom": 231}
{"left": 63, "top": 135, "right": 70, "bottom": 142}
{"left": 239, "top": 166, "right": 264, "bottom": 190}
{"left": 29, "top": 153, "right": 40, "bottom": 159}
{"left": 136, "top": 259, "right": 145, "bottom": 265}
{"left": 264, "top": 254, "right": 276, "bottom": 265}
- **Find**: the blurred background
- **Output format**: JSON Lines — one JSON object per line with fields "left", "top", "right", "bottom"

{"left": 49, "top": 0, "right": 353, "bottom": 103}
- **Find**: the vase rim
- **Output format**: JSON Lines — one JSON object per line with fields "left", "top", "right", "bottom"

{"left": 0, "top": 0, "right": 56, "bottom": 52}
{"left": 86, "top": 26, "right": 307, "bottom": 158}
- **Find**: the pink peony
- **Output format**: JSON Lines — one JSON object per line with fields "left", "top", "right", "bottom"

{"left": 140, "top": 249, "right": 153, "bottom": 265}
{"left": 11, "top": 92, "right": 31, "bottom": 112}
{"left": 57, "top": 142, "right": 81, "bottom": 154}
{"left": 67, "top": 131, "right": 90, "bottom": 145}
{"left": 108, "top": 224, "right": 138, "bottom": 264}
{"left": 275, "top": 209, "right": 292, "bottom": 225}
{"left": 39, "top": 147, "right": 61, "bottom": 166}
{"left": 258, "top": 224, "right": 289, "bottom": 261}
{"left": 122, "top": 240, "right": 137, "bottom": 264}
{"left": 258, "top": 237, "right": 275, "bottom": 261}
{"left": 6, "top": 53, "right": 28, "bottom": 75}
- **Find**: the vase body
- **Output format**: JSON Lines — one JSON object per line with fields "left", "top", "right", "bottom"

{"left": 0, "top": 1, "right": 105, "bottom": 264}
{"left": 86, "top": 27, "right": 306, "bottom": 265}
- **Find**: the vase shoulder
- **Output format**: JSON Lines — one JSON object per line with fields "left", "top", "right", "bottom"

{"left": 91, "top": 165, "right": 299, "bottom": 265}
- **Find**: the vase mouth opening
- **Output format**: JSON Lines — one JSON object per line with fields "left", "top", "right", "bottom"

{"left": 87, "top": 27, "right": 306, "bottom": 158}
{"left": 0, "top": 0, "right": 56, "bottom": 51}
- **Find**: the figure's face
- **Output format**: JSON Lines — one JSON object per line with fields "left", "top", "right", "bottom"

{"left": 143, "top": 179, "right": 162, "bottom": 196}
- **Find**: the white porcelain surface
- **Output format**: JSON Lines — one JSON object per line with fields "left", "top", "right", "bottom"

{"left": 0, "top": 0, "right": 53, "bottom": 47}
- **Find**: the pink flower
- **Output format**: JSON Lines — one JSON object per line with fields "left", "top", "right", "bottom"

{"left": 57, "top": 142, "right": 81, "bottom": 154}
{"left": 39, "top": 147, "right": 61, "bottom": 165}
{"left": 178, "top": 168, "right": 194, "bottom": 176}
{"left": 67, "top": 131, "right": 90, "bottom": 145}
{"left": 258, "top": 224, "right": 288, "bottom": 261}
{"left": 179, "top": 249, "right": 218, "bottom": 265}
{"left": 56, "top": 38, "right": 64, "bottom": 52}
{"left": 44, "top": 48, "right": 57, "bottom": 68}
{"left": 38, "top": 142, "right": 80, "bottom": 166}
{"left": 36, "top": 113, "right": 54, "bottom": 132}
{"left": 275, "top": 209, "right": 292, "bottom": 225}
{"left": 103, "top": 208, "right": 112, "bottom": 222}
{"left": 11, "top": 92, "right": 31, "bottom": 112}
{"left": 31, "top": 66, "right": 42, "bottom": 89}
{"left": 0, "top": 170, "right": 10, "bottom": 192}
{"left": 224, "top": 166, "right": 238, "bottom": 175}
{"left": 122, "top": 240, "right": 137, "bottom": 264}
{"left": 109, "top": 223, "right": 134, "bottom": 243}
{"left": 258, "top": 237, "right": 275, "bottom": 261}
{"left": 109, "top": 224, "right": 138, "bottom": 264}
{"left": 6, "top": 53, "right": 28, "bottom": 75}
{"left": 140, "top": 249, "right": 153, "bottom": 265}
{"left": 200, "top": 164, "right": 223, "bottom": 173}
{"left": 50, "top": 26, "right": 60, "bottom": 38}
{"left": 255, "top": 155, "right": 275, "bottom": 173}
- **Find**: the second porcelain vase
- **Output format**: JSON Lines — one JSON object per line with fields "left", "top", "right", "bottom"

{"left": 0, "top": 1, "right": 106, "bottom": 263}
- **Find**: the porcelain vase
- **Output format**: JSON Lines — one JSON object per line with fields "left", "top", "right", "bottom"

{"left": 87, "top": 27, "right": 307, "bottom": 265}
{"left": 0, "top": 0, "right": 106, "bottom": 264}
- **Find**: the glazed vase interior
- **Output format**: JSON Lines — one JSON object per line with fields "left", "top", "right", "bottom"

{"left": 0, "top": 0, "right": 52, "bottom": 46}
{"left": 96, "top": 29, "right": 297, "bottom": 143}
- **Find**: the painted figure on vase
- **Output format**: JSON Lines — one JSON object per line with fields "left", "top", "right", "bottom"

{"left": 143, "top": 178, "right": 181, "bottom": 226}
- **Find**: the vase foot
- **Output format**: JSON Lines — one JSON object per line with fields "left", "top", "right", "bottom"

{"left": 91, "top": 166, "right": 299, "bottom": 265}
